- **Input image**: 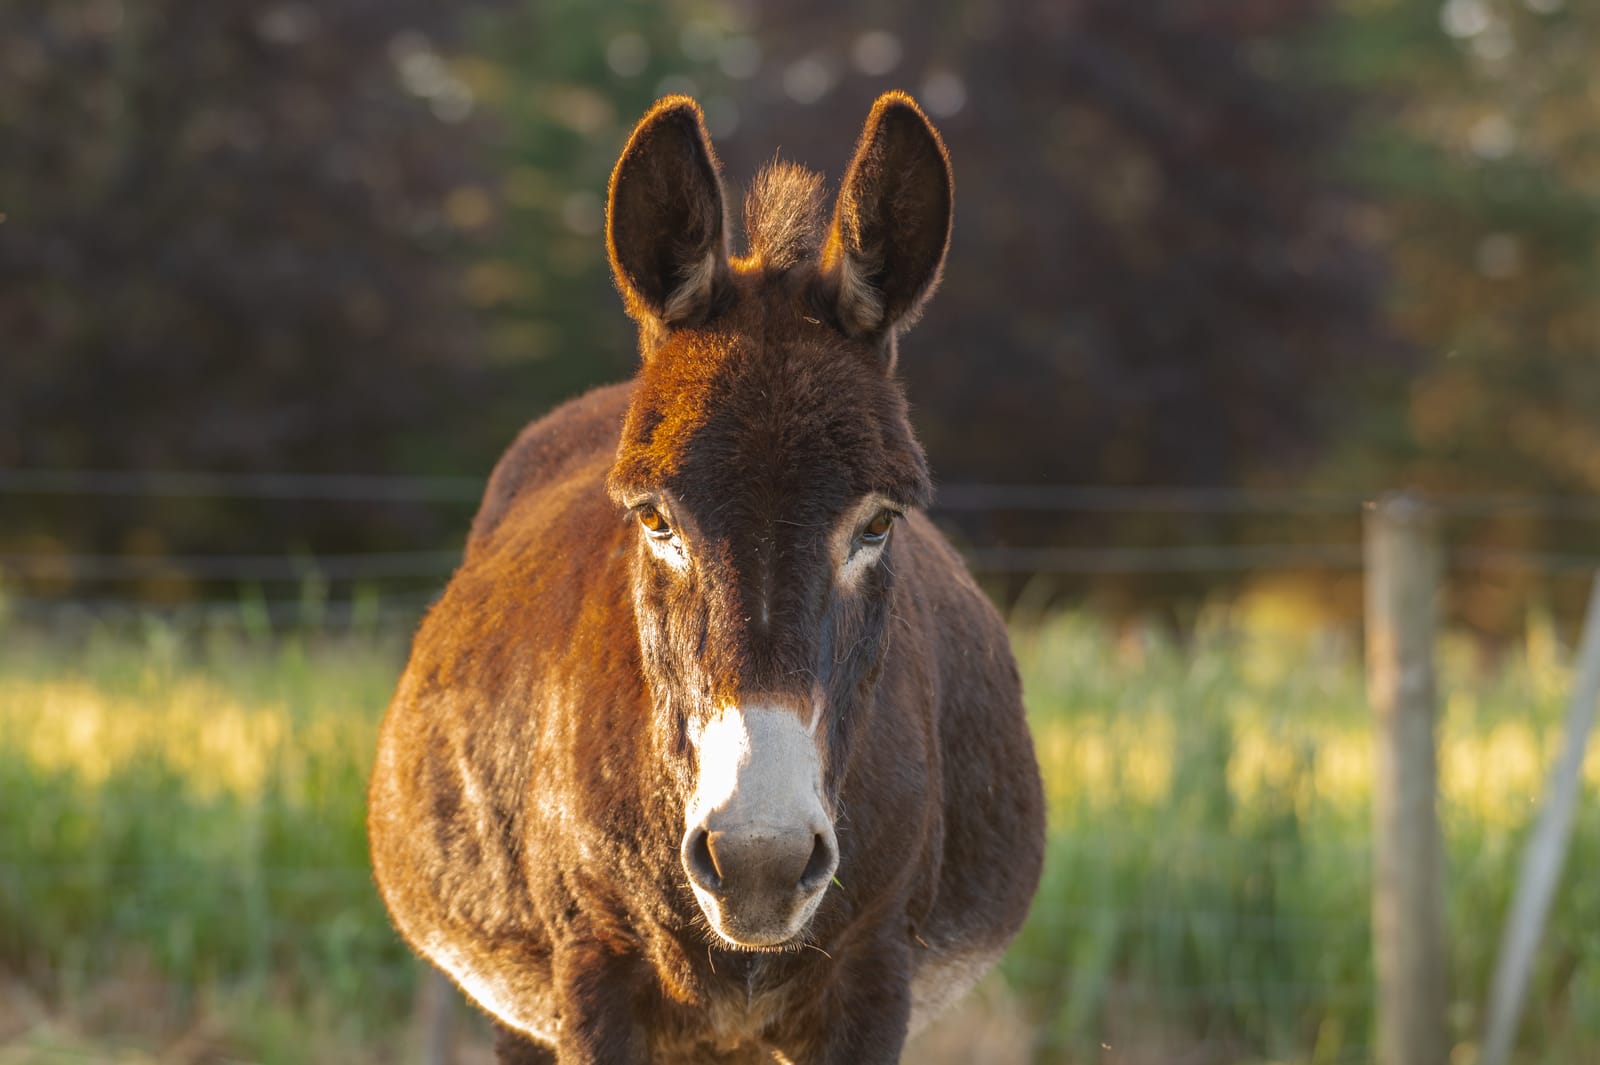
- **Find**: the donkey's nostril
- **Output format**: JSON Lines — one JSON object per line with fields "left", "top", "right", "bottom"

{"left": 683, "top": 826, "right": 722, "bottom": 892}
{"left": 798, "top": 831, "right": 838, "bottom": 893}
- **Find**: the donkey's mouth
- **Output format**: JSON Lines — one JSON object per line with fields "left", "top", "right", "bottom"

{"left": 689, "top": 878, "right": 831, "bottom": 954}
{"left": 714, "top": 932, "right": 809, "bottom": 955}
{"left": 701, "top": 918, "right": 815, "bottom": 954}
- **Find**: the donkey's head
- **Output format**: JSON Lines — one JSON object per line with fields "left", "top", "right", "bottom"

{"left": 604, "top": 93, "right": 950, "bottom": 950}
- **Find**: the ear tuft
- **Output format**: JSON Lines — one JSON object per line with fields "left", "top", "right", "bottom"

{"left": 607, "top": 97, "right": 731, "bottom": 334}
{"left": 821, "top": 92, "right": 953, "bottom": 341}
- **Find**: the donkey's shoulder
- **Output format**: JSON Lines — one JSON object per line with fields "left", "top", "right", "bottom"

{"left": 468, "top": 380, "right": 635, "bottom": 547}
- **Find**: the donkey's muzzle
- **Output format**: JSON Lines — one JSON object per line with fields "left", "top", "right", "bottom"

{"left": 681, "top": 816, "right": 838, "bottom": 946}
{"left": 681, "top": 704, "right": 837, "bottom": 947}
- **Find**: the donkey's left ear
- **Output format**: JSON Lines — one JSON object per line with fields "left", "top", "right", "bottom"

{"left": 821, "top": 91, "right": 953, "bottom": 343}
{"left": 607, "top": 96, "right": 731, "bottom": 334}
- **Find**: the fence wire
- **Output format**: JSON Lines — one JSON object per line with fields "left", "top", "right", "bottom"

{"left": 5, "top": 469, "right": 1600, "bottom": 519}
{"left": 4, "top": 471, "right": 1600, "bottom": 626}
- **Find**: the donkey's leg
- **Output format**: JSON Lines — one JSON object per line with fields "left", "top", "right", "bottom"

{"left": 493, "top": 1024, "right": 557, "bottom": 1065}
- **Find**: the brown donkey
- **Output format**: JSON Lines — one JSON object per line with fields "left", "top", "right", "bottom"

{"left": 368, "top": 92, "right": 1045, "bottom": 1064}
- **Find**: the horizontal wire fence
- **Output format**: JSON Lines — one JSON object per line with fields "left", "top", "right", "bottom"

{"left": 7, "top": 468, "right": 1600, "bottom": 518}
{"left": 4, "top": 469, "right": 1600, "bottom": 625}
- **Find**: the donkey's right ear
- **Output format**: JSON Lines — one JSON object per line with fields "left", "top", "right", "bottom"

{"left": 607, "top": 97, "right": 731, "bottom": 336}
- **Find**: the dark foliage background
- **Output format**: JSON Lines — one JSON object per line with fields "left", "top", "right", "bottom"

{"left": 2, "top": 0, "right": 1594, "bottom": 630}
{"left": 0, "top": 0, "right": 498, "bottom": 564}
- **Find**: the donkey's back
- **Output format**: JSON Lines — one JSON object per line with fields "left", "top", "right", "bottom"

{"left": 467, "top": 381, "right": 636, "bottom": 549}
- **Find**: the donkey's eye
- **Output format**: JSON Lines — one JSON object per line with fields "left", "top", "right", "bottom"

{"left": 637, "top": 505, "right": 673, "bottom": 539}
{"left": 859, "top": 509, "right": 897, "bottom": 546}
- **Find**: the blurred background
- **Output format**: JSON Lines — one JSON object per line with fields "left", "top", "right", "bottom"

{"left": 2, "top": 0, "right": 1599, "bottom": 1062}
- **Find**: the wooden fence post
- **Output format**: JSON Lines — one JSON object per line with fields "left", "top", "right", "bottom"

{"left": 1365, "top": 492, "right": 1448, "bottom": 1065}
{"left": 416, "top": 965, "right": 457, "bottom": 1065}
{"left": 1479, "top": 574, "right": 1600, "bottom": 1065}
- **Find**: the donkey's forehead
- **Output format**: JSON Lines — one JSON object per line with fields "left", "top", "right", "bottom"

{"left": 609, "top": 283, "right": 930, "bottom": 512}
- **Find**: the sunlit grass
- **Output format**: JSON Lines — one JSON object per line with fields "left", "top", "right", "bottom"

{"left": 7, "top": 625, "right": 1585, "bottom": 824}
{"left": 2, "top": 611, "right": 1598, "bottom": 1063}
{"left": 0, "top": 623, "right": 414, "bottom": 1062}
{"left": 1003, "top": 614, "right": 1600, "bottom": 1065}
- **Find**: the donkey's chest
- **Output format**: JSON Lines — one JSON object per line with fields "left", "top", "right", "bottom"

{"left": 649, "top": 963, "right": 811, "bottom": 1065}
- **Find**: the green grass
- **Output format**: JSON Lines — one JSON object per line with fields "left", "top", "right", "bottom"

{"left": 0, "top": 621, "right": 417, "bottom": 1060}
{"left": 1004, "top": 612, "right": 1600, "bottom": 1064}
{"left": 2, "top": 610, "right": 1598, "bottom": 1063}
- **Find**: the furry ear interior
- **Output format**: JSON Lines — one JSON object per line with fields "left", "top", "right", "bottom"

{"left": 607, "top": 97, "right": 730, "bottom": 333}
{"left": 821, "top": 91, "right": 953, "bottom": 341}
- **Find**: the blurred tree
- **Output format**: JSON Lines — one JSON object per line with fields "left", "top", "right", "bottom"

{"left": 459, "top": 0, "right": 736, "bottom": 424}
{"left": 0, "top": 0, "right": 496, "bottom": 570}
{"left": 1328, "top": 0, "right": 1600, "bottom": 632}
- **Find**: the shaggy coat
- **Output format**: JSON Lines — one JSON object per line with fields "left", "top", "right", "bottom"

{"left": 369, "top": 92, "right": 1045, "bottom": 1065}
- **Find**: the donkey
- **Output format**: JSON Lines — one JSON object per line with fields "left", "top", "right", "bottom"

{"left": 368, "top": 91, "right": 1045, "bottom": 1064}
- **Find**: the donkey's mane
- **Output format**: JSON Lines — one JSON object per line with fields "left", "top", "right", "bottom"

{"left": 741, "top": 161, "right": 825, "bottom": 272}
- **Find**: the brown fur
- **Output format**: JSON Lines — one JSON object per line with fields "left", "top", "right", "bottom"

{"left": 369, "top": 92, "right": 1044, "bottom": 1065}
